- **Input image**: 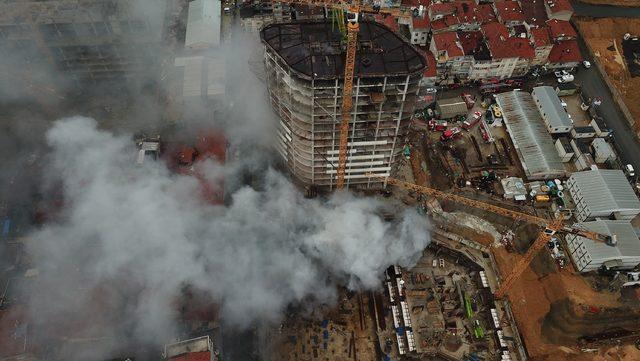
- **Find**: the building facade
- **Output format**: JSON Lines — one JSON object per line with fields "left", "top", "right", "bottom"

{"left": 261, "top": 21, "right": 427, "bottom": 189}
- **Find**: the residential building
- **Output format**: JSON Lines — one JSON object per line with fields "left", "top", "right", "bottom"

{"left": 410, "top": 15, "right": 431, "bottom": 46}
{"left": 165, "top": 336, "right": 220, "bottom": 361}
{"left": 546, "top": 19, "right": 577, "bottom": 42}
{"left": 545, "top": 0, "right": 574, "bottom": 22}
{"left": 531, "top": 85, "right": 573, "bottom": 134}
{"left": 529, "top": 27, "right": 553, "bottom": 65}
{"left": 547, "top": 39, "right": 582, "bottom": 69}
{"left": 493, "top": 0, "right": 525, "bottom": 27}
{"left": 566, "top": 169, "right": 640, "bottom": 222}
{"left": 261, "top": 21, "right": 427, "bottom": 189}
{"left": 566, "top": 220, "right": 640, "bottom": 273}
{"left": 479, "top": 22, "right": 535, "bottom": 78}
{"left": 0, "top": 0, "right": 169, "bottom": 88}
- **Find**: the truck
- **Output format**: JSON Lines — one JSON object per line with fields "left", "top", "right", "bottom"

{"left": 436, "top": 98, "right": 468, "bottom": 119}
{"left": 428, "top": 119, "right": 448, "bottom": 131}
{"left": 440, "top": 127, "right": 462, "bottom": 141}
{"left": 462, "top": 111, "right": 482, "bottom": 130}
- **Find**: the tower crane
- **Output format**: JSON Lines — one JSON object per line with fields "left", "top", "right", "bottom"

{"left": 368, "top": 174, "right": 616, "bottom": 299}
{"left": 273, "top": 0, "right": 412, "bottom": 189}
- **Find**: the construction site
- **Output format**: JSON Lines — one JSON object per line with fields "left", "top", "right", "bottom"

{"left": 2, "top": 0, "right": 640, "bottom": 361}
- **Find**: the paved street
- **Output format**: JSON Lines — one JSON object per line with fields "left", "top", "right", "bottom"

{"left": 572, "top": 16, "right": 640, "bottom": 170}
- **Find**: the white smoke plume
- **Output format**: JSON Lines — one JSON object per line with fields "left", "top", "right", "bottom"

{"left": 25, "top": 116, "right": 429, "bottom": 357}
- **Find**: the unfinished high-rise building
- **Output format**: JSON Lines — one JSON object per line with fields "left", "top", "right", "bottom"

{"left": 261, "top": 21, "right": 427, "bottom": 189}
{"left": 0, "top": 0, "right": 169, "bottom": 89}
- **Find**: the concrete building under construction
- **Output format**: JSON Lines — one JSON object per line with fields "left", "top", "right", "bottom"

{"left": 261, "top": 21, "right": 427, "bottom": 189}
{"left": 0, "top": 0, "right": 169, "bottom": 88}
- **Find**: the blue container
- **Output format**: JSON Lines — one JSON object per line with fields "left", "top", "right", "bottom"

{"left": 2, "top": 219, "right": 10, "bottom": 237}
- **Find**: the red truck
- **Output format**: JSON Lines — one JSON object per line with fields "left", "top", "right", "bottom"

{"left": 428, "top": 119, "right": 448, "bottom": 131}
{"left": 440, "top": 127, "right": 462, "bottom": 141}
{"left": 462, "top": 111, "right": 482, "bottom": 130}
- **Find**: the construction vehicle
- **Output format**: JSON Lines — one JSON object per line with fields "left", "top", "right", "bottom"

{"left": 367, "top": 174, "right": 615, "bottom": 299}
{"left": 440, "top": 127, "right": 462, "bottom": 142}
{"left": 274, "top": 0, "right": 411, "bottom": 190}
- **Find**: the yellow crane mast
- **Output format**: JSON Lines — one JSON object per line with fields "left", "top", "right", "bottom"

{"left": 272, "top": 0, "right": 410, "bottom": 189}
{"left": 370, "top": 174, "right": 615, "bottom": 299}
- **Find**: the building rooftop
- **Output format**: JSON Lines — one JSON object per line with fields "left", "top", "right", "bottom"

{"left": 476, "top": 4, "right": 497, "bottom": 24}
{"left": 458, "top": 31, "right": 491, "bottom": 60}
{"left": 482, "top": 22, "right": 535, "bottom": 59}
{"left": 546, "top": 0, "right": 573, "bottom": 15}
{"left": 520, "top": 0, "right": 549, "bottom": 27}
{"left": 548, "top": 39, "right": 582, "bottom": 63}
{"left": 185, "top": 0, "right": 221, "bottom": 49}
{"left": 546, "top": 19, "right": 577, "bottom": 39}
{"left": 532, "top": 86, "right": 573, "bottom": 129}
{"left": 494, "top": 0, "right": 525, "bottom": 23}
{"left": 569, "top": 169, "right": 640, "bottom": 214}
{"left": 454, "top": 1, "right": 477, "bottom": 24}
{"left": 260, "top": 21, "right": 427, "bottom": 80}
{"left": 572, "top": 220, "right": 640, "bottom": 262}
{"left": 530, "top": 27, "right": 551, "bottom": 47}
{"left": 412, "top": 14, "right": 431, "bottom": 30}
{"left": 432, "top": 31, "right": 464, "bottom": 58}
{"left": 495, "top": 90, "right": 566, "bottom": 179}
{"left": 376, "top": 14, "right": 400, "bottom": 33}
{"left": 431, "top": 13, "right": 461, "bottom": 31}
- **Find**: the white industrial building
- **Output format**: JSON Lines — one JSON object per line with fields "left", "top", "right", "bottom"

{"left": 566, "top": 220, "right": 640, "bottom": 272}
{"left": 566, "top": 169, "right": 640, "bottom": 222}
{"left": 531, "top": 86, "right": 573, "bottom": 134}
{"left": 591, "top": 138, "right": 617, "bottom": 163}
{"left": 495, "top": 90, "right": 566, "bottom": 180}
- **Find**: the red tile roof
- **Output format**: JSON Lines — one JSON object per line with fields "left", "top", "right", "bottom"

{"left": 169, "top": 351, "right": 211, "bottom": 361}
{"left": 376, "top": 14, "right": 399, "bottom": 32}
{"left": 412, "top": 14, "right": 431, "bottom": 30}
{"left": 476, "top": 4, "right": 497, "bottom": 24}
{"left": 482, "top": 22, "right": 535, "bottom": 59}
{"left": 546, "top": 19, "right": 577, "bottom": 40}
{"left": 401, "top": 0, "right": 431, "bottom": 7}
{"left": 520, "top": 0, "right": 548, "bottom": 27}
{"left": 432, "top": 31, "right": 464, "bottom": 58}
{"left": 430, "top": 2, "right": 456, "bottom": 17}
{"left": 494, "top": 0, "right": 525, "bottom": 23}
{"left": 430, "top": 13, "right": 460, "bottom": 31}
{"left": 454, "top": 1, "right": 477, "bottom": 24}
{"left": 417, "top": 47, "right": 438, "bottom": 77}
{"left": 548, "top": 39, "right": 583, "bottom": 63}
{"left": 530, "top": 27, "right": 551, "bottom": 47}
{"left": 458, "top": 31, "right": 484, "bottom": 56}
{"left": 546, "top": 0, "right": 573, "bottom": 14}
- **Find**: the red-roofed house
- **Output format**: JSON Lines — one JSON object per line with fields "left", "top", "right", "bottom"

{"left": 476, "top": 4, "right": 497, "bottom": 25}
{"left": 430, "top": 31, "right": 464, "bottom": 62}
{"left": 548, "top": 39, "right": 583, "bottom": 69}
{"left": 430, "top": 13, "right": 461, "bottom": 34}
{"left": 410, "top": 15, "right": 431, "bottom": 46}
{"left": 165, "top": 336, "right": 219, "bottom": 361}
{"left": 475, "top": 22, "right": 535, "bottom": 79}
{"left": 454, "top": 1, "right": 481, "bottom": 30}
{"left": 417, "top": 47, "right": 438, "bottom": 87}
{"left": 428, "top": 2, "right": 456, "bottom": 21}
{"left": 546, "top": 19, "right": 577, "bottom": 41}
{"left": 493, "top": 0, "right": 525, "bottom": 26}
{"left": 530, "top": 27, "right": 553, "bottom": 65}
{"left": 520, "top": 0, "right": 549, "bottom": 29}
{"left": 545, "top": 0, "right": 573, "bottom": 21}
{"left": 430, "top": 31, "right": 474, "bottom": 82}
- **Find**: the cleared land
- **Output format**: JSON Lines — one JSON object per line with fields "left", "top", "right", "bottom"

{"left": 576, "top": 18, "right": 640, "bottom": 132}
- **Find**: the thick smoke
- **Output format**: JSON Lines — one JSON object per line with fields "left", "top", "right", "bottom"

{"left": 26, "top": 117, "right": 429, "bottom": 354}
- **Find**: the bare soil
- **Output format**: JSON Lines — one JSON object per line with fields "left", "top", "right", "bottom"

{"left": 492, "top": 243, "right": 640, "bottom": 360}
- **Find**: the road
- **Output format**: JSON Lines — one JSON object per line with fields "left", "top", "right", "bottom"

{"left": 572, "top": 1, "right": 640, "bottom": 17}
{"left": 573, "top": 35, "right": 640, "bottom": 170}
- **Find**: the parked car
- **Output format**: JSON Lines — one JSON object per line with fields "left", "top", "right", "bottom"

{"left": 554, "top": 70, "right": 570, "bottom": 78}
{"left": 625, "top": 164, "right": 636, "bottom": 177}
{"left": 557, "top": 74, "right": 575, "bottom": 83}
{"left": 583, "top": 60, "right": 592, "bottom": 69}
{"left": 462, "top": 111, "right": 482, "bottom": 130}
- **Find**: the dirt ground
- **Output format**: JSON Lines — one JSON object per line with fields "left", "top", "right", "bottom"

{"left": 576, "top": 17, "right": 640, "bottom": 131}
{"left": 493, "top": 242, "right": 640, "bottom": 360}
{"left": 578, "top": 0, "right": 640, "bottom": 7}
